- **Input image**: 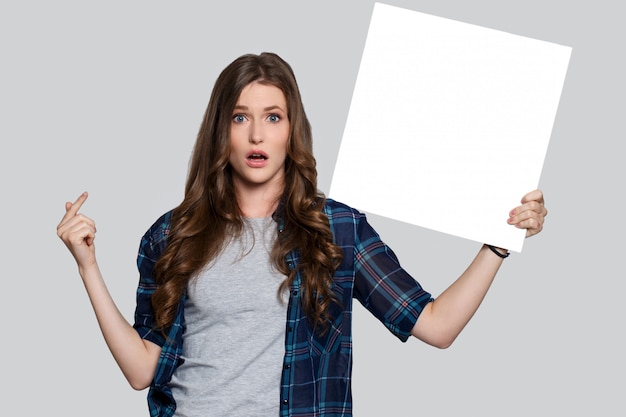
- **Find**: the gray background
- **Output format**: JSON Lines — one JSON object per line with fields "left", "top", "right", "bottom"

{"left": 1, "top": 0, "right": 623, "bottom": 415}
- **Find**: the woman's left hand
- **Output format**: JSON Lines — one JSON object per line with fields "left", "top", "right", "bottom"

{"left": 508, "top": 189, "right": 548, "bottom": 238}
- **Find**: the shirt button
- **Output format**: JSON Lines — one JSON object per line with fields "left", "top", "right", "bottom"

{"left": 291, "top": 290, "right": 298, "bottom": 296}
{"left": 282, "top": 399, "right": 288, "bottom": 405}
{"left": 283, "top": 363, "right": 291, "bottom": 370}
{"left": 288, "top": 326, "right": 293, "bottom": 332}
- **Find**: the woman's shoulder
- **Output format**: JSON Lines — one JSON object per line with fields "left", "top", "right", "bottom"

{"left": 323, "top": 198, "right": 367, "bottom": 225}
{"left": 141, "top": 209, "right": 174, "bottom": 246}
{"left": 324, "top": 198, "right": 363, "bottom": 214}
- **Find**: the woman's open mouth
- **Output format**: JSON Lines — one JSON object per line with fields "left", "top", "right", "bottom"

{"left": 245, "top": 151, "right": 269, "bottom": 167}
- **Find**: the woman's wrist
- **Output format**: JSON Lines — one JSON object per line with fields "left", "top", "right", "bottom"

{"left": 78, "top": 260, "right": 101, "bottom": 280}
{"left": 485, "top": 244, "right": 510, "bottom": 259}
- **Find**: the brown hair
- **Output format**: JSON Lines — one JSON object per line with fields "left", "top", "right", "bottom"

{"left": 152, "top": 52, "right": 343, "bottom": 332}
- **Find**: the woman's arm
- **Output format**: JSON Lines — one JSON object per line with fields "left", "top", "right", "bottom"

{"left": 57, "top": 192, "right": 161, "bottom": 390}
{"left": 411, "top": 189, "right": 547, "bottom": 348}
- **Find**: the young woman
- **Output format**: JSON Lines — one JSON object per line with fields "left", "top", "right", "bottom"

{"left": 57, "top": 52, "right": 547, "bottom": 417}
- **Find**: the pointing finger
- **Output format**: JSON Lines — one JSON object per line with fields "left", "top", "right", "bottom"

{"left": 68, "top": 191, "right": 88, "bottom": 214}
{"left": 60, "top": 192, "right": 89, "bottom": 224}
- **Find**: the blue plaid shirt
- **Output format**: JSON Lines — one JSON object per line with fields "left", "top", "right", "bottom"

{"left": 134, "top": 199, "right": 433, "bottom": 417}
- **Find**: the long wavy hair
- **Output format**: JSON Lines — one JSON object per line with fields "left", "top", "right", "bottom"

{"left": 152, "top": 52, "right": 344, "bottom": 333}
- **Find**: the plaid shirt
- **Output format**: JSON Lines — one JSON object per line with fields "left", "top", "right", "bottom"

{"left": 134, "top": 199, "right": 433, "bottom": 417}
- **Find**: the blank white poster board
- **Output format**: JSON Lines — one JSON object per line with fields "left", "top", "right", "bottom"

{"left": 330, "top": 2, "right": 572, "bottom": 252}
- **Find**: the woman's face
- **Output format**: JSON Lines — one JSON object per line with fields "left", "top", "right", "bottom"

{"left": 229, "top": 82, "right": 290, "bottom": 196}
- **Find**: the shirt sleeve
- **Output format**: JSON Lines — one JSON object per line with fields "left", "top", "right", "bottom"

{"left": 133, "top": 212, "right": 172, "bottom": 347}
{"left": 352, "top": 214, "right": 433, "bottom": 342}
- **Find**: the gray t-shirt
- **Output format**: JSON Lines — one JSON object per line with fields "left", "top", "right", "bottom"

{"left": 169, "top": 217, "right": 287, "bottom": 416}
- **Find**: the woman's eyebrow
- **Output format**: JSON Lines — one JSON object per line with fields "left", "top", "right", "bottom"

{"left": 232, "top": 105, "right": 285, "bottom": 112}
{"left": 262, "top": 105, "right": 285, "bottom": 112}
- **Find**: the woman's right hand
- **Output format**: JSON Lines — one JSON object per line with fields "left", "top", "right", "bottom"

{"left": 56, "top": 191, "right": 161, "bottom": 388}
{"left": 57, "top": 192, "right": 97, "bottom": 269}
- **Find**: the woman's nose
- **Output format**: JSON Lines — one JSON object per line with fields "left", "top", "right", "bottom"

{"left": 249, "top": 120, "right": 263, "bottom": 144}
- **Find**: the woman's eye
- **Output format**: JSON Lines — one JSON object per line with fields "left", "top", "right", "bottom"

{"left": 233, "top": 114, "right": 246, "bottom": 123}
{"left": 267, "top": 114, "right": 280, "bottom": 123}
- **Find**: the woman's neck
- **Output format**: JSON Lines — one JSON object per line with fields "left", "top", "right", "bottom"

{"left": 235, "top": 181, "right": 283, "bottom": 218}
